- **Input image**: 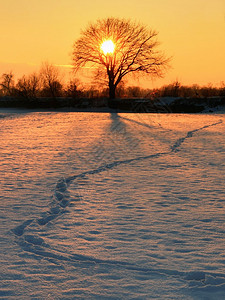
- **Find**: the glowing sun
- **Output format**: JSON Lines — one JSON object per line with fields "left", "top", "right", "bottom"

{"left": 101, "top": 40, "right": 115, "bottom": 55}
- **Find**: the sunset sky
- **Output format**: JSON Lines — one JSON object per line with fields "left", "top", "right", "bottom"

{"left": 0, "top": 0, "right": 224, "bottom": 88}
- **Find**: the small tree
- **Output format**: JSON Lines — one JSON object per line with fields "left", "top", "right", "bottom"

{"left": 16, "top": 73, "right": 40, "bottom": 99}
{"left": 65, "top": 78, "right": 83, "bottom": 98}
{"left": 72, "top": 17, "right": 169, "bottom": 99}
{"left": 40, "top": 62, "right": 62, "bottom": 98}
{"left": 0, "top": 72, "right": 15, "bottom": 96}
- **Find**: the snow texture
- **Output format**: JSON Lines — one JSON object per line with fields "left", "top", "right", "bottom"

{"left": 1, "top": 110, "right": 225, "bottom": 299}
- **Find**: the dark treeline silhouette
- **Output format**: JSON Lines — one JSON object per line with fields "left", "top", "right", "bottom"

{"left": 0, "top": 66, "right": 225, "bottom": 111}
{"left": 158, "top": 81, "right": 225, "bottom": 98}
{"left": 1, "top": 69, "right": 224, "bottom": 99}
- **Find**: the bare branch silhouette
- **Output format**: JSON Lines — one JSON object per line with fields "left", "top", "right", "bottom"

{"left": 72, "top": 18, "right": 170, "bottom": 99}
{"left": 16, "top": 73, "right": 40, "bottom": 99}
{"left": 40, "top": 62, "right": 63, "bottom": 98}
{"left": 0, "top": 72, "right": 15, "bottom": 96}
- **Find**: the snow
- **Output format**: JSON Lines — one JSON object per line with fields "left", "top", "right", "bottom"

{"left": 1, "top": 110, "right": 225, "bottom": 299}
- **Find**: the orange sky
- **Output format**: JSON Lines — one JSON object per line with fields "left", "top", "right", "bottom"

{"left": 0, "top": 0, "right": 224, "bottom": 88}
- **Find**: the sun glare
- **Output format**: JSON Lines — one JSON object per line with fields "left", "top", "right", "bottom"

{"left": 101, "top": 40, "right": 115, "bottom": 55}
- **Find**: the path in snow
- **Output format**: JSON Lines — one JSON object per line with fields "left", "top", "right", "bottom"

{"left": 12, "top": 118, "right": 223, "bottom": 234}
{"left": 1, "top": 112, "right": 225, "bottom": 299}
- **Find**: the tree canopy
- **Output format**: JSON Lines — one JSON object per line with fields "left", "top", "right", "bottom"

{"left": 72, "top": 17, "right": 170, "bottom": 99}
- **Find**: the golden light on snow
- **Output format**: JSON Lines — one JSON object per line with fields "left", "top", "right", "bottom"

{"left": 100, "top": 40, "right": 115, "bottom": 55}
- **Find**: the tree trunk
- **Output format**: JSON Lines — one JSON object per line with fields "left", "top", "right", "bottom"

{"left": 109, "top": 83, "right": 116, "bottom": 99}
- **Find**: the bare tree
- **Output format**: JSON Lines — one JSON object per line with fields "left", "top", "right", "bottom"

{"left": 72, "top": 17, "right": 170, "bottom": 99}
{"left": 0, "top": 72, "right": 15, "bottom": 96}
{"left": 65, "top": 78, "right": 83, "bottom": 98}
{"left": 40, "top": 62, "right": 62, "bottom": 98}
{"left": 16, "top": 73, "right": 40, "bottom": 99}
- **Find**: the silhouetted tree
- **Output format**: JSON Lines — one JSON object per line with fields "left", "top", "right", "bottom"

{"left": 65, "top": 78, "right": 83, "bottom": 98}
{"left": 16, "top": 73, "right": 40, "bottom": 99}
{"left": 0, "top": 72, "right": 15, "bottom": 96}
{"left": 40, "top": 62, "right": 62, "bottom": 98}
{"left": 72, "top": 17, "right": 170, "bottom": 99}
{"left": 126, "top": 86, "right": 142, "bottom": 98}
{"left": 160, "top": 81, "right": 181, "bottom": 97}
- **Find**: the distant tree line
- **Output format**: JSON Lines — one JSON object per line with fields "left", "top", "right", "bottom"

{"left": 0, "top": 64, "right": 225, "bottom": 102}
{"left": 0, "top": 62, "right": 82, "bottom": 99}
{"left": 157, "top": 81, "right": 225, "bottom": 98}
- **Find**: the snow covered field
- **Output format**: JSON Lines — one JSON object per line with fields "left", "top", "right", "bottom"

{"left": 1, "top": 110, "right": 225, "bottom": 299}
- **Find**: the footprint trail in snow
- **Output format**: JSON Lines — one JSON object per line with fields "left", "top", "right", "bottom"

{"left": 11, "top": 117, "right": 224, "bottom": 290}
